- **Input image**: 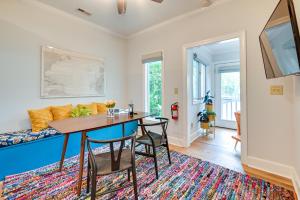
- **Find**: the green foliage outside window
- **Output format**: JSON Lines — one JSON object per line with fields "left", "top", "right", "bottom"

{"left": 147, "top": 61, "right": 162, "bottom": 117}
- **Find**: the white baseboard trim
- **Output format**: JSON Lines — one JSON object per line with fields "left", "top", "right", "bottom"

{"left": 246, "top": 156, "right": 293, "bottom": 179}
{"left": 291, "top": 168, "right": 300, "bottom": 198}
{"left": 245, "top": 156, "right": 300, "bottom": 197}
{"left": 168, "top": 136, "right": 186, "bottom": 147}
{"left": 189, "top": 129, "right": 202, "bottom": 144}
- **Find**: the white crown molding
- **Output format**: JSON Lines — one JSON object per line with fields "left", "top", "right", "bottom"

{"left": 127, "top": 0, "right": 234, "bottom": 39}
{"left": 23, "top": 0, "right": 126, "bottom": 39}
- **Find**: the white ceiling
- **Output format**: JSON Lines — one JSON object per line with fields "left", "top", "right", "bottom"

{"left": 193, "top": 38, "right": 240, "bottom": 61}
{"left": 37, "top": 0, "right": 220, "bottom": 37}
{"left": 204, "top": 38, "right": 240, "bottom": 54}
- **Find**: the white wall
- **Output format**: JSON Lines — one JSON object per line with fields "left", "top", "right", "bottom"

{"left": 127, "top": 0, "right": 295, "bottom": 168}
{"left": 0, "top": 0, "right": 299, "bottom": 188}
{"left": 0, "top": 0, "right": 128, "bottom": 132}
{"left": 292, "top": 77, "right": 300, "bottom": 194}
{"left": 291, "top": 0, "right": 300, "bottom": 194}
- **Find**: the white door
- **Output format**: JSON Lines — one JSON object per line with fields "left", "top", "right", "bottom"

{"left": 215, "top": 64, "right": 240, "bottom": 129}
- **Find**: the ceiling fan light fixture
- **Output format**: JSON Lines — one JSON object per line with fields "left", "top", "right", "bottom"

{"left": 199, "top": 0, "right": 212, "bottom": 7}
{"left": 151, "top": 0, "right": 164, "bottom": 3}
{"left": 117, "top": 0, "right": 127, "bottom": 15}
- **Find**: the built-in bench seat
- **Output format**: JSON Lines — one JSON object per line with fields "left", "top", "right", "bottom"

{"left": 0, "top": 128, "right": 60, "bottom": 148}
{"left": 0, "top": 121, "right": 138, "bottom": 180}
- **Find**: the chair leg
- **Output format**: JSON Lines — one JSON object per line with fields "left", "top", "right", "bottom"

{"left": 86, "top": 160, "right": 91, "bottom": 193}
{"left": 152, "top": 146, "right": 159, "bottom": 179}
{"left": 132, "top": 167, "right": 138, "bottom": 200}
{"left": 234, "top": 140, "right": 239, "bottom": 151}
{"left": 90, "top": 173, "right": 97, "bottom": 200}
{"left": 165, "top": 142, "right": 172, "bottom": 165}
{"left": 147, "top": 145, "right": 151, "bottom": 154}
{"left": 127, "top": 169, "right": 131, "bottom": 181}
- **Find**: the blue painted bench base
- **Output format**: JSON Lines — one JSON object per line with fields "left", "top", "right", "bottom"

{"left": 0, "top": 121, "right": 138, "bottom": 180}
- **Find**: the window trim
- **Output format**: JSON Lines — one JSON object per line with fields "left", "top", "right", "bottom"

{"left": 142, "top": 51, "right": 165, "bottom": 119}
{"left": 192, "top": 59, "right": 207, "bottom": 105}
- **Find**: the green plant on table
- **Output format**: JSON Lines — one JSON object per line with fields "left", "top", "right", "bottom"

{"left": 106, "top": 100, "right": 116, "bottom": 109}
{"left": 71, "top": 106, "right": 92, "bottom": 118}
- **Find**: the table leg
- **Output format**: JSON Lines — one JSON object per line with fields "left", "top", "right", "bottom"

{"left": 59, "top": 133, "right": 69, "bottom": 171}
{"left": 77, "top": 131, "right": 87, "bottom": 196}
{"left": 122, "top": 123, "right": 125, "bottom": 137}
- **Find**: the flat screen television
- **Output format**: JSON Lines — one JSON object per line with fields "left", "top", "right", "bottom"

{"left": 260, "top": 0, "right": 300, "bottom": 79}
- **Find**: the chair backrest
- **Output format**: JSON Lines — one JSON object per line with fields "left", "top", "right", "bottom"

{"left": 139, "top": 117, "right": 169, "bottom": 142}
{"left": 234, "top": 112, "right": 241, "bottom": 136}
{"left": 86, "top": 132, "right": 137, "bottom": 172}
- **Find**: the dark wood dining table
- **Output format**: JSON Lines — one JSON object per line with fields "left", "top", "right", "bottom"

{"left": 49, "top": 112, "right": 150, "bottom": 196}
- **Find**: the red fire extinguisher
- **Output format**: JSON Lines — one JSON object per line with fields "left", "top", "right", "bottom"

{"left": 171, "top": 102, "right": 179, "bottom": 120}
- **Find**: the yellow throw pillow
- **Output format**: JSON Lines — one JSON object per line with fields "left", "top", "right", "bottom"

{"left": 95, "top": 103, "right": 107, "bottom": 114}
{"left": 78, "top": 103, "right": 98, "bottom": 115}
{"left": 28, "top": 107, "right": 53, "bottom": 133}
{"left": 51, "top": 104, "right": 73, "bottom": 120}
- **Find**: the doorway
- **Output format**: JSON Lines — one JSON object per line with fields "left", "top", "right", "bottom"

{"left": 183, "top": 32, "right": 247, "bottom": 169}
{"left": 215, "top": 62, "right": 241, "bottom": 129}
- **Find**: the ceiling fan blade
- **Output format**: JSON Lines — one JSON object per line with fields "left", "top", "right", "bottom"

{"left": 199, "top": 0, "right": 212, "bottom": 7}
{"left": 117, "top": 0, "right": 127, "bottom": 15}
{"left": 151, "top": 0, "right": 164, "bottom": 3}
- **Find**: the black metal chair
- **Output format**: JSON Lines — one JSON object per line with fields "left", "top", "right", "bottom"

{"left": 86, "top": 132, "right": 138, "bottom": 200}
{"left": 135, "top": 117, "right": 171, "bottom": 179}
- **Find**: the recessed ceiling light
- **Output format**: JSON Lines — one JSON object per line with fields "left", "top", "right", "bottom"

{"left": 218, "top": 38, "right": 239, "bottom": 44}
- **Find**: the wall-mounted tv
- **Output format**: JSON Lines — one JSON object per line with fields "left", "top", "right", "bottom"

{"left": 260, "top": 0, "right": 300, "bottom": 79}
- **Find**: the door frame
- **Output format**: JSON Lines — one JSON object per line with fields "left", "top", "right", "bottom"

{"left": 182, "top": 31, "right": 248, "bottom": 164}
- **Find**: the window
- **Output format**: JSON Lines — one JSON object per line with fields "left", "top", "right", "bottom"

{"left": 192, "top": 58, "right": 206, "bottom": 103}
{"left": 144, "top": 61, "right": 163, "bottom": 117}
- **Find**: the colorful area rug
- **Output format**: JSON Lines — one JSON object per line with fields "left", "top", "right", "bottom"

{"left": 2, "top": 147, "right": 295, "bottom": 200}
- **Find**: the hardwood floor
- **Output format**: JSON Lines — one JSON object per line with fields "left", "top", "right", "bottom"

{"left": 169, "top": 127, "right": 297, "bottom": 196}
{"left": 170, "top": 127, "right": 243, "bottom": 173}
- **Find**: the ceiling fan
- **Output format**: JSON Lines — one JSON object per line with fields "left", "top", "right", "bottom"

{"left": 117, "top": 0, "right": 164, "bottom": 15}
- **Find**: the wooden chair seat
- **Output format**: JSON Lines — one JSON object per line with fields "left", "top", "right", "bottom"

{"left": 94, "top": 149, "right": 132, "bottom": 175}
{"left": 86, "top": 133, "right": 138, "bottom": 200}
{"left": 135, "top": 117, "right": 171, "bottom": 179}
{"left": 136, "top": 131, "right": 165, "bottom": 147}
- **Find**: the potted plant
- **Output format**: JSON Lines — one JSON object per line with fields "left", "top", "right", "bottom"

{"left": 106, "top": 100, "right": 116, "bottom": 117}
{"left": 207, "top": 111, "right": 216, "bottom": 121}
{"left": 197, "top": 110, "right": 210, "bottom": 129}
{"left": 202, "top": 90, "right": 214, "bottom": 112}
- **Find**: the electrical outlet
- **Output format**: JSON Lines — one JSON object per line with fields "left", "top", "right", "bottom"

{"left": 270, "top": 85, "right": 283, "bottom": 95}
